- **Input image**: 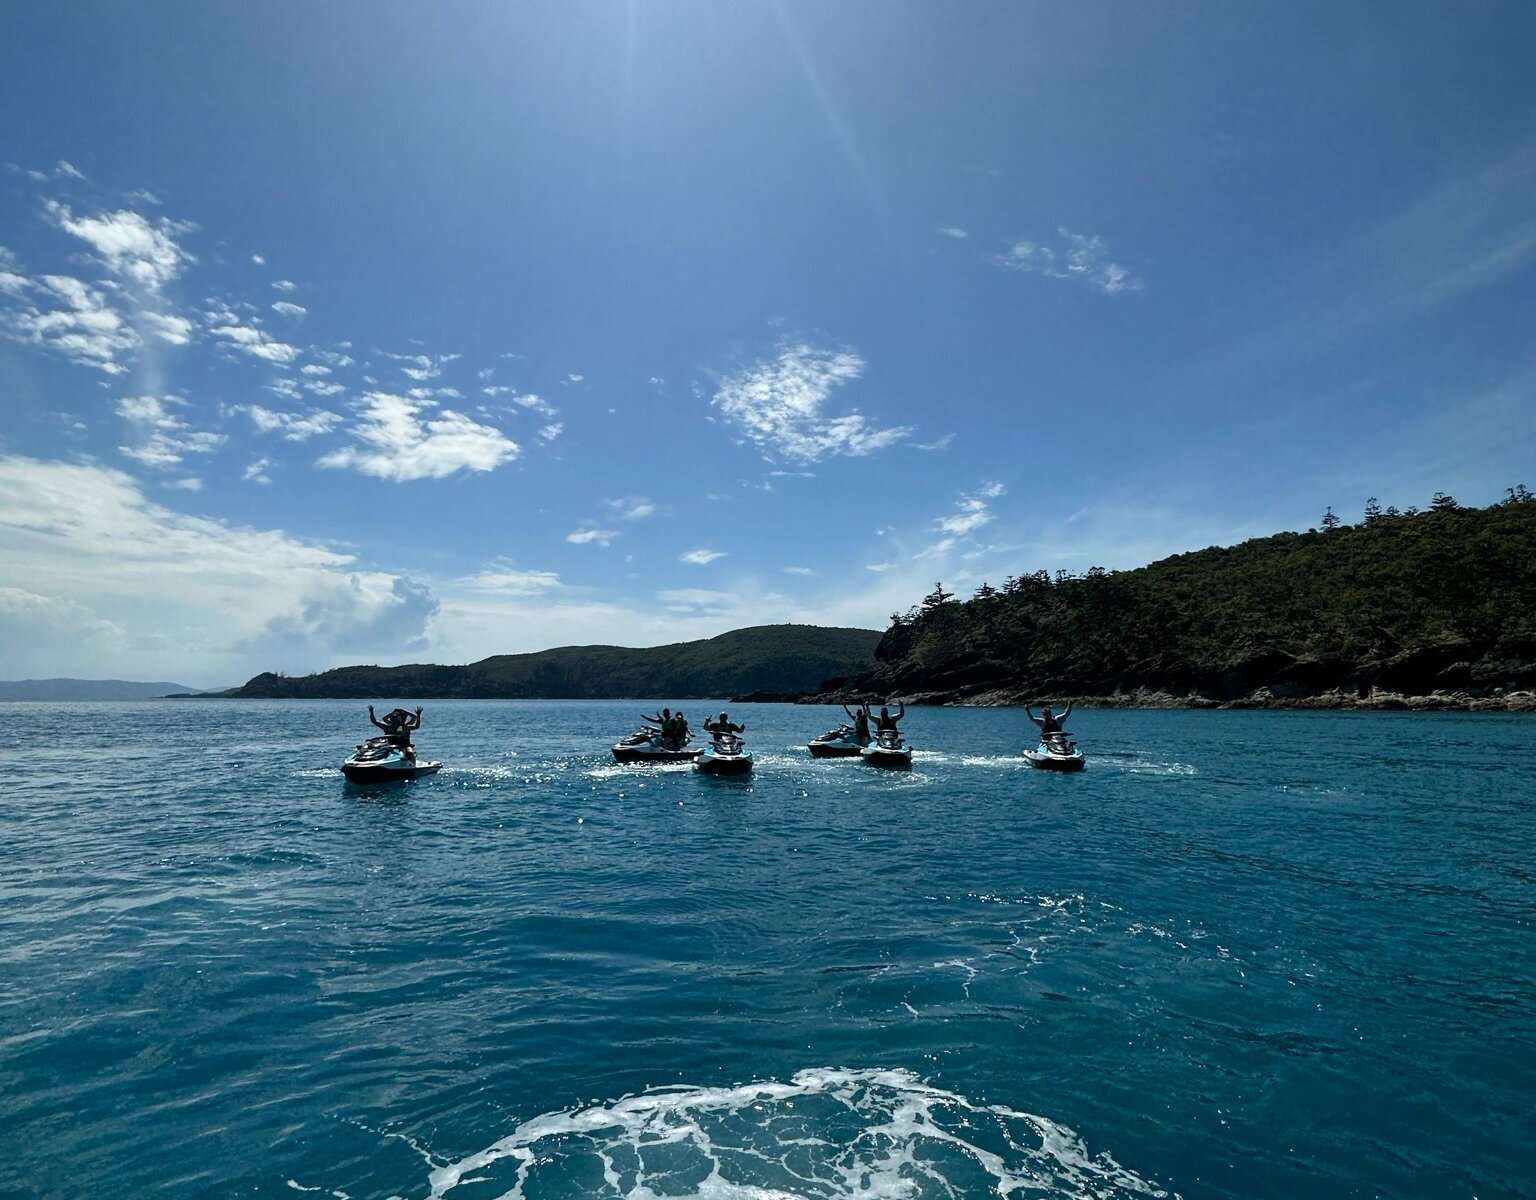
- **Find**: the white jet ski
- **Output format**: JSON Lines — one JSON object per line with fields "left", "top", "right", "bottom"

{"left": 696, "top": 732, "right": 753, "bottom": 776}
{"left": 341, "top": 736, "right": 443, "bottom": 784}
{"left": 861, "top": 728, "right": 913, "bottom": 769}
{"left": 1023, "top": 732, "right": 1086, "bottom": 772}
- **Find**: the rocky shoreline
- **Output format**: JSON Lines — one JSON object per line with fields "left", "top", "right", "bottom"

{"left": 801, "top": 686, "right": 1536, "bottom": 713}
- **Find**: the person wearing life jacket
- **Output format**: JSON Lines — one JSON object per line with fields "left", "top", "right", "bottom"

{"left": 842, "top": 703, "right": 871, "bottom": 744}
{"left": 1026, "top": 702, "right": 1072, "bottom": 737}
{"left": 704, "top": 711, "right": 744, "bottom": 743}
{"left": 871, "top": 702, "right": 904, "bottom": 734}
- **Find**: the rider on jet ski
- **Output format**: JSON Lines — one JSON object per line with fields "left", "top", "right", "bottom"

{"left": 841, "top": 703, "right": 871, "bottom": 743}
{"left": 870, "top": 702, "right": 904, "bottom": 735}
{"left": 704, "top": 712, "right": 744, "bottom": 744}
{"left": 1026, "top": 702, "right": 1072, "bottom": 741}
{"left": 368, "top": 705, "right": 422, "bottom": 762}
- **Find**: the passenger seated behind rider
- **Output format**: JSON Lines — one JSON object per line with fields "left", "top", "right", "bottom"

{"left": 1025, "top": 702, "right": 1072, "bottom": 739}
{"left": 704, "top": 711, "right": 744, "bottom": 742}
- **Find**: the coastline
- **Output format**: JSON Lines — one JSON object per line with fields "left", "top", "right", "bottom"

{"left": 803, "top": 686, "right": 1536, "bottom": 713}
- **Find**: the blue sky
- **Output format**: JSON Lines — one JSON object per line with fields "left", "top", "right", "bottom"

{"left": 3, "top": 1, "right": 1535, "bottom": 686}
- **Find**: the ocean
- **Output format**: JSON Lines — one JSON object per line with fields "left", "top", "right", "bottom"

{"left": 3, "top": 700, "right": 1532, "bottom": 1199}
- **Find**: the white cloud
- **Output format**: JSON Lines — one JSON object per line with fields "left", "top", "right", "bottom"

{"left": 0, "top": 456, "right": 440, "bottom": 681}
{"left": 317, "top": 391, "right": 519, "bottom": 481}
{"left": 4, "top": 273, "right": 139, "bottom": 374}
{"left": 680, "top": 547, "right": 726, "bottom": 565}
{"left": 45, "top": 201, "right": 193, "bottom": 292}
{"left": 711, "top": 343, "right": 911, "bottom": 462}
{"left": 142, "top": 310, "right": 195, "bottom": 345}
{"left": 998, "top": 228, "right": 1143, "bottom": 295}
{"left": 209, "top": 321, "right": 300, "bottom": 364}
{"left": 538, "top": 422, "right": 563, "bottom": 442}
{"left": 300, "top": 363, "right": 331, "bottom": 376}
{"left": 116, "top": 394, "right": 226, "bottom": 468}
{"left": 782, "top": 565, "right": 815, "bottom": 576}
{"left": 915, "top": 433, "right": 955, "bottom": 451}
{"left": 251, "top": 254, "right": 266, "bottom": 266}
{"left": 272, "top": 279, "right": 297, "bottom": 292}
{"left": 566, "top": 373, "right": 584, "bottom": 383}
{"left": 0, "top": 269, "right": 28, "bottom": 296}
{"left": 866, "top": 561, "right": 897, "bottom": 572}
{"left": 938, "top": 226, "right": 969, "bottom": 239}
{"left": 566, "top": 527, "right": 618, "bottom": 546}
{"left": 605, "top": 496, "right": 656, "bottom": 521}
{"left": 303, "top": 380, "right": 346, "bottom": 397}
{"left": 456, "top": 566, "right": 561, "bottom": 595}
{"left": 657, "top": 587, "right": 736, "bottom": 611}
{"left": 272, "top": 300, "right": 307, "bottom": 319}
{"left": 56, "top": 160, "right": 86, "bottom": 181}
{"left": 166, "top": 477, "right": 203, "bottom": 492}
{"left": 936, "top": 481, "right": 1006, "bottom": 536}
{"left": 240, "top": 404, "right": 343, "bottom": 442}
{"left": 315, "top": 349, "right": 355, "bottom": 368}
{"left": 388, "top": 351, "right": 461, "bottom": 382}
{"left": 243, "top": 457, "right": 272, "bottom": 484}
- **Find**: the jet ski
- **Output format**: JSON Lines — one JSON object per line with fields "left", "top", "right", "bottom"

{"left": 1023, "top": 732, "right": 1086, "bottom": 772}
{"left": 341, "top": 736, "right": 443, "bottom": 784}
{"left": 807, "top": 724, "right": 868, "bottom": 758}
{"left": 861, "top": 728, "right": 913, "bottom": 769}
{"left": 696, "top": 732, "right": 753, "bottom": 775}
{"left": 611, "top": 728, "right": 702, "bottom": 763}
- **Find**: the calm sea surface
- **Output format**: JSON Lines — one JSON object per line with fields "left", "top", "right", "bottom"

{"left": 3, "top": 701, "right": 1533, "bottom": 1199}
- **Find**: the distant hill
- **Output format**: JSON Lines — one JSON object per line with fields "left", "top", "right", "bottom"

{"left": 225, "top": 624, "right": 881, "bottom": 700}
{"left": 0, "top": 678, "right": 201, "bottom": 701}
{"left": 814, "top": 492, "right": 1536, "bottom": 708}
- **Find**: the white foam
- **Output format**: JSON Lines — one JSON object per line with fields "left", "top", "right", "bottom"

{"left": 417, "top": 1067, "right": 1172, "bottom": 1199}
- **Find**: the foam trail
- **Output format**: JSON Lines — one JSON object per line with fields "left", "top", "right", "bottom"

{"left": 420, "top": 1067, "right": 1173, "bottom": 1199}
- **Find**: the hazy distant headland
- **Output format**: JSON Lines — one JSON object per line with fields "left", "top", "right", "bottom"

{"left": 216, "top": 624, "right": 881, "bottom": 700}
{"left": 0, "top": 679, "right": 201, "bottom": 702}
{"left": 808, "top": 491, "right": 1536, "bottom": 712}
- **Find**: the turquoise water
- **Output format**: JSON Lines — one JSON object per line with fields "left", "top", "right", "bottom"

{"left": 3, "top": 701, "right": 1533, "bottom": 1199}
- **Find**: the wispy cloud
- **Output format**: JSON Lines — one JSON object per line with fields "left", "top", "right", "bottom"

{"left": 937, "top": 481, "right": 1005, "bottom": 536}
{"left": 997, "top": 227, "right": 1143, "bottom": 295}
{"left": 243, "top": 457, "right": 272, "bottom": 484}
{"left": 938, "top": 226, "right": 969, "bottom": 239}
{"left": 271, "top": 279, "right": 297, "bottom": 292}
{"left": 711, "top": 342, "right": 910, "bottom": 462}
{"left": 208, "top": 319, "right": 299, "bottom": 364}
{"left": 240, "top": 404, "right": 342, "bottom": 442}
{"left": 566, "top": 527, "right": 618, "bottom": 546}
{"left": 680, "top": 547, "right": 726, "bottom": 565}
{"left": 45, "top": 201, "right": 193, "bottom": 292}
{"left": 782, "top": 565, "right": 815, "bottom": 576}
{"left": 318, "top": 392, "right": 519, "bottom": 481}
{"left": 605, "top": 496, "right": 656, "bottom": 521}
{"left": 457, "top": 565, "right": 561, "bottom": 595}
{"left": 271, "top": 300, "right": 306, "bottom": 319}
{"left": 4, "top": 273, "right": 139, "bottom": 373}
{"left": 116, "top": 395, "right": 225, "bottom": 468}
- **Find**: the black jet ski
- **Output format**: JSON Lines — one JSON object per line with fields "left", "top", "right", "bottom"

{"left": 807, "top": 724, "right": 868, "bottom": 758}
{"left": 611, "top": 728, "right": 702, "bottom": 763}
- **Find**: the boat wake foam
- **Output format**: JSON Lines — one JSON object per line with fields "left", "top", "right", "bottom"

{"left": 417, "top": 1066, "right": 1172, "bottom": 1199}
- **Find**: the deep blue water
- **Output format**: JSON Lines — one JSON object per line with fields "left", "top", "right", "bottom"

{"left": 3, "top": 701, "right": 1533, "bottom": 1199}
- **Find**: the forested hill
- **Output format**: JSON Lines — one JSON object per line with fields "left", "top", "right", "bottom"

{"left": 821, "top": 491, "right": 1536, "bottom": 708}
{"left": 226, "top": 624, "right": 880, "bottom": 700}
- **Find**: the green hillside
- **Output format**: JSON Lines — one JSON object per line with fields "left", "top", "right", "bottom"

{"left": 228, "top": 624, "right": 880, "bottom": 699}
{"left": 829, "top": 491, "right": 1536, "bottom": 706}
